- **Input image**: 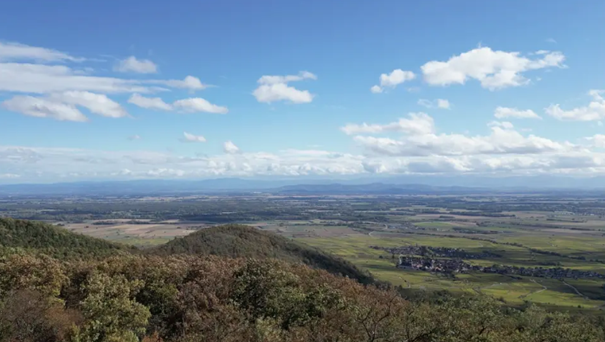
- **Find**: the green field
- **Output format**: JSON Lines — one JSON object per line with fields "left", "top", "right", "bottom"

{"left": 251, "top": 210, "right": 605, "bottom": 311}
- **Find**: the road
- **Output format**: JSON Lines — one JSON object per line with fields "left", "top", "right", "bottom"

{"left": 562, "top": 280, "right": 589, "bottom": 300}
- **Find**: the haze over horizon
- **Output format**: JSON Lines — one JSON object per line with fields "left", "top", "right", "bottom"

{"left": 1, "top": 0, "right": 604, "bottom": 184}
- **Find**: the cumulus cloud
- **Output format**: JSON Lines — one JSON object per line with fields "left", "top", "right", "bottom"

{"left": 2, "top": 132, "right": 605, "bottom": 182}
{"left": 0, "top": 41, "right": 82, "bottom": 62}
{"left": 114, "top": 56, "right": 158, "bottom": 73}
{"left": 585, "top": 134, "right": 605, "bottom": 148}
{"left": 128, "top": 94, "right": 172, "bottom": 111}
{"left": 418, "top": 99, "right": 451, "bottom": 109}
{"left": 437, "top": 99, "right": 451, "bottom": 109}
{"left": 173, "top": 98, "right": 228, "bottom": 114}
{"left": 257, "top": 71, "right": 317, "bottom": 85}
{"left": 182, "top": 132, "right": 206, "bottom": 143}
{"left": 51, "top": 91, "right": 128, "bottom": 118}
{"left": 0, "top": 144, "right": 368, "bottom": 181}
{"left": 0, "top": 62, "right": 208, "bottom": 94}
{"left": 341, "top": 112, "right": 434, "bottom": 136}
{"left": 253, "top": 71, "right": 316, "bottom": 103}
{"left": 370, "top": 85, "right": 383, "bottom": 94}
{"left": 128, "top": 94, "right": 227, "bottom": 114}
{"left": 350, "top": 115, "right": 570, "bottom": 157}
{"left": 494, "top": 106, "right": 541, "bottom": 119}
{"left": 2, "top": 95, "right": 88, "bottom": 122}
{"left": 371, "top": 69, "right": 415, "bottom": 93}
{"left": 156, "top": 76, "right": 208, "bottom": 91}
{"left": 0, "top": 41, "right": 207, "bottom": 95}
{"left": 223, "top": 141, "right": 241, "bottom": 154}
{"left": 2, "top": 91, "right": 127, "bottom": 121}
{"left": 546, "top": 90, "right": 605, "bottom": 121}
{"left": 421, "top": 47, "right": 565, "bottom": 90}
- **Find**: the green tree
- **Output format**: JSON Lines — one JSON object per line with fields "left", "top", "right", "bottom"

{"left": 74, "top": 272, "right": 150, "bottom": 342}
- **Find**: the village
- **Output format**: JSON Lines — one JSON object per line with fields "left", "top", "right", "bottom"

{"left": 397, "top": 256, "right": 605, "bottom": 280}
{"left": 371, "top": 245, "right": 502, "bottom": 259}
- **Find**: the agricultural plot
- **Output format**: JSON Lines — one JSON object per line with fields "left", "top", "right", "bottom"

{"left": 63, "top": 220, "right": 202, "bottom": 246}
{"left": 286, "top": 208, "right": 605, "bottom": 311}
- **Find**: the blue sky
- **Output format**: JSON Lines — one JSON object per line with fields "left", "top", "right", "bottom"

{"left": 0, "top": 0, "right": 604, "bottom": 183}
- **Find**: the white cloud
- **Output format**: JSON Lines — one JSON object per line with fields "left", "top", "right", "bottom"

{"left": 437, "top": 99, "right": 450, "bottom": 109}
{"left": 370, "top": 85, "right": 383, "bottom": 94}
{"left": 253, "top": 84, "right": 313, "bottom": 103}
{"left": 128, "top": 94, "right": 227, "bottom": 114}
{"left": 147, "top": 168, "right": 185, "bottom": 177}
{"left": 350, "top": 115, "right": 570, "bottom": 157}
{"left": 0, "top": 144, "right": 368, "bottom": 181}
{"left": 128, "top": 135, "right": 141, "bottom": 141}
{"left": 417, "top": 99, "right": 432, "bottom": 108}
{"left": 585, "top": 134, "right": 605, "bottom": 148}
{"left": 173, "top": 98, "right": 228, "bottom": 114}
{"left": 223, "top": 141, "right": 240, "bottom": 154}
{"left": 0, "top": 62, "right": 209, "bottom": 94}
{"left": 494, "top": 106, "right": 541, "bottom": 119}
{"left": 546, "top": 38, "right": 557, "bottom": 44}
{"left": 0, "top": 63, "right": 149, "bottom": 94}
{"left": 421, "top": 47, "right": 565, "bottom": 90}
{"left": 3, "top": 133, "right": 605, "bottom": 182}
{"left": 157, "top": 76, "right": 208, "bottom": 91}
{"left": 257, "top": 71, "right": 316, "bottom": 85}
{"left": 418, "top": 99, "right": 451, "bottom": 109}
{"left": 380, "top": 69, "right": 415, "bottom": 87}
{"left": 488, "top": 120, "right": 515, "bottom": 129}
{"left": 114, "top": 56, "right": 158, "bottom": 74}
{"left": 51, "top": 91, "right": 128, "bottom": 118}
{"left": 341, "top": 112, "right": 434, "bottom": 136}
{"left": 182, "top": 132, "right": 206, "bottom": 143}
{"left": 0, "top": 41, "right": 82, "bottom": 62}
{"left": 128, "top": 94, "right": 172, "bottom": 111}
{"left": 546, "top": 90, "right": 605, "bottom": 121}
{"left": 2, "top": 95, "right": 88, "bottom": 122}
{"left": 253, "top": 71, "right": 316, "bottom": 103}
{"left": 2, "top": 91, "right": 127, "bottom": 121}
{"left": 371, "top": 69, "right": 415, "bottom": 93}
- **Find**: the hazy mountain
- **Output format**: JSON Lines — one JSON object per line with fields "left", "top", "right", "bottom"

{"left": 2, "top": 175, "right": 605, "bottom": 196}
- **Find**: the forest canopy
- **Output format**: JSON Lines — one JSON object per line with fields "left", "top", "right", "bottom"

{"left": 1, "top": 218, "right": 604, "bottom": 342}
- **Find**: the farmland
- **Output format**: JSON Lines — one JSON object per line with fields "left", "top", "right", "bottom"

{"left": 3, "top": 191, "right": 605, "bottom": 311}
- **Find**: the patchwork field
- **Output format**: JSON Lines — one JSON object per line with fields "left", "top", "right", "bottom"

{"left": 62, "top": 220, "right": 206, "bottom": 246}
{"left": 23, "top": 193, "right": 605, "bottom": 313}
{"left": 252, "top": 210, "right": 605, "bottom": 311}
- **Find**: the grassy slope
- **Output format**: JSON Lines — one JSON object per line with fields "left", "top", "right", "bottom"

{"left": 150, "top": 224, "right": 376, "bottom": 285}
{"left": 0, "top": 217, "right": 131, "bottom": 259}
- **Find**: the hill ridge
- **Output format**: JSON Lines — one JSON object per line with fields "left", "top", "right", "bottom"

{"left": 150, "top": 224, "right": 376, "bottom": 284}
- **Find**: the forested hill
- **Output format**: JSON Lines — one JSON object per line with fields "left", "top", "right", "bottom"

{"left": 0, "top": 218, "right": 130, "bottom": 259}
{"left": 150, "top": 224, "right": 375, "bottom": 285}
{"left": 1, "top": 220, "right": 605, "bottom": 341}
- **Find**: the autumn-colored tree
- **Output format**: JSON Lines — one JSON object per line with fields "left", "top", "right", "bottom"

{"left": 71, "top": 272, "right": 151, "bottom": 342}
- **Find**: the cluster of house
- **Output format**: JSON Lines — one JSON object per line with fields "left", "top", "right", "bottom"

{"left": 397, "top": 256, "right": 605, "bottom": 280}
{"left": 371, "top": 245, "right": 501, "bottom": 259}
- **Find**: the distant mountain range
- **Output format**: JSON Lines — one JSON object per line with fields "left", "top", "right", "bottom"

{"left": 1, "top": 175, "right": 605, "bottom": 196}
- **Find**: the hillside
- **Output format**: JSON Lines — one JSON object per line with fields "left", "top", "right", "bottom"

{"left": 150, "top": 224, "right": 375, "bottom": 285}
{"left": 0, "top": 218, "right": 130, "bottom": 259}
{"left": 0, "top": 220, "right": 604, "bottom": 341}
{"left": 1, "top": 253, "right": 603, "bottom": 342}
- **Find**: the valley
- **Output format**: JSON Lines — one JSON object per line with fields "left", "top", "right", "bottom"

{"left": 4, "top": 191, "right": 605, "bottom": 312}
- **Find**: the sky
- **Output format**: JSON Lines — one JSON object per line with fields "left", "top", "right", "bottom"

{"left": 0, "top": 0, "right": 604, "bottom": 184}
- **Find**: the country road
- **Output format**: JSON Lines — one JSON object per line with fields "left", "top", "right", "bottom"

{"left": 521, "top": 279, "right": 547, "bottom": 300}
{"left": 562, "top": 280, "right": 589, "bottom": 300}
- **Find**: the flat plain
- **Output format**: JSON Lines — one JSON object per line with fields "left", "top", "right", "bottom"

{"left": 4, "top": 192, "right": 605, "bottom": 312}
